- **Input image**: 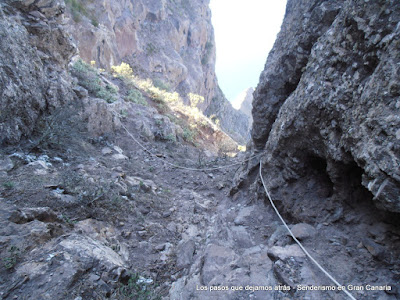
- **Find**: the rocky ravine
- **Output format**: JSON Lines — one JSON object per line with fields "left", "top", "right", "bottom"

{"left": 0, "top": 2, "right": 252, "bottom": 299}
{"left": 1, "top": 0, "right": 400, "bottom": 300}
{"left": 63, "top": 0, "right": 250, "bottom": 144}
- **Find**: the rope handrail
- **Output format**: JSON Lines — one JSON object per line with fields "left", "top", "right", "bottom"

{"left": 259, "top": 161, "right": 356, "bottom": 300}
{"left": 113, "top": 110, "right": 356, "bottom": 299}
{"left": 112, "top": 110, "right": 264, "bottom": 171}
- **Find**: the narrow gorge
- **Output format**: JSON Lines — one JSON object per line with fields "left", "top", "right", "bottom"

{"left": 0, "top": 0, "right": 399, "bottom": 300}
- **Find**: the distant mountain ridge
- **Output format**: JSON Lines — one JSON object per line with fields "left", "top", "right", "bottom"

{"left": 232, "top": 87, "right": 254, "bottom": 121}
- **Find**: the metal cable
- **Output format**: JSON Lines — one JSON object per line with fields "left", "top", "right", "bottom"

{"left": 113, "top": 110, "right": 264, "bottom": 171}
{"left": 259, "top": 161, "right": 357, "bottom": 300}
{"left": 113, "top": 110, "right": 356, "bottom": 298}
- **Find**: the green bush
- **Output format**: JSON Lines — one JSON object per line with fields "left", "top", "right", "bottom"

{"left": 117, "top": 273, "right": 161, "bottom": 300}
{"left": 97, "top": 84, "right": 118, "bottom": 103}
{"left": 201, "top": 41, "right": 213, "bottom": 65}
{"left": 164, "top": 133, "right": 176, "bottom": 142}
{"left": 60, "top": 169, "right": 124, "bottom": 214}
{"left": 145, "top": 43, "right": 157, "bottom": 55}
{"left": 71, "top": 59, "right": 118, "bottom": 103}
{"left": 165, "top": 114, "right": 196, "bottom": 143}
{"left": 182, "top": 126, "right": 196, "bottom": 142}
{"left": 153, "top": 79, "right": 170, "bottom": 92}
{"left": 2, "top": 181, "right": 15, "bottom": 190}
{"left": 32, "top": 105, "right": 86, "bottom": 152}
{"left": 65, "top": 0, "right": 86, "bottom": 13}
{"left": 91, "top": 17, "right": 99, "bottom": 27}
{"left": 2, "top": 246, "right": 20, "bottom": 270}
{"left": 126, "top": 89, "right": 147, "bottom": 106}
{"left": 65, "top": 0, "right": 99, "bottom": 27}
{"left": 65, "top": 0, "right": 87, "bottom": 22}
{"left": 119, "top": 109, "right": 129, "bottom": 118}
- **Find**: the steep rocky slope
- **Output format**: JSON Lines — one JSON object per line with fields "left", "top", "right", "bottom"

{"left": 0, "top": 110, "right": 244, "bottom": 299}
{"left": 63, "top": 0, "right": 250, "bottom": 144}
{"left": 205, "top": 87, "right": 250, "bottom": 144}
{"left": 0, "top": 0, "right": 75, "bottom": 144}
{"left": 0, "top": 3, "right": 239, "bottom": 297}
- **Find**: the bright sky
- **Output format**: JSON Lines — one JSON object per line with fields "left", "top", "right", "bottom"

{"left": 209, "top": 0, "right": 287, "bottom": 103}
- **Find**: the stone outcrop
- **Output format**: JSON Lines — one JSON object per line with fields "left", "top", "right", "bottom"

{"left": 0, "top": 203, "right": 130, "bottom": 300}
{"left": 0, "top": 0, "right": 75, "bottom": 144}
{"left": 64, "top": 0, "right": 250, "bottom": 143}
{"left": 244, "top": 0, "right": 400, "bottom": 215}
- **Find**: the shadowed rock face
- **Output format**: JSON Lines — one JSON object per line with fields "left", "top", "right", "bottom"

{"left": 252, "top": 0, "right": 342, "bottom": 149}
{"left": 249, "top": 0, "right": 400, "bottom": 213}
{"left": 64, "top": 0, "right": 250, "bottom": 143}
{"left": 0, "top": 0, "right": 76, "bottom": 144}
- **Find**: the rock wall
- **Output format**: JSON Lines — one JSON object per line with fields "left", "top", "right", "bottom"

{"left": 246, "top": 0, "right": 400, "bottom": 215}
{"left": 64, "top": 0, "right": 250, "bottom": 143}
{"left": 0, "top": 0, "right": 75, "bottom": 144}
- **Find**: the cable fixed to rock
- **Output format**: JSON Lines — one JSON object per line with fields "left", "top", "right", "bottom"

{"left": 112, "top": 110, "right": 264, "bottom": 171}
{"left": 259, "top": 161, "right": 357, "bottom": 300}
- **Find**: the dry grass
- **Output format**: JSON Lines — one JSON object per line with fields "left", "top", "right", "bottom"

{"left": 111, "top": 62, "right": 237, "bottom": 152}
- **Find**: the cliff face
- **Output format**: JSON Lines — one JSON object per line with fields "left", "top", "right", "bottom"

{"left": 0, "top": 0, "right": 248, "bottom": 145}
{"left": 64, "top": 0, "right": 250, "bottom": 143}
{"left": 247, "top": 0, "right": 400, "bottom": 215}
{"left": 0, "top": 0, "right": 75, "bottom": 144}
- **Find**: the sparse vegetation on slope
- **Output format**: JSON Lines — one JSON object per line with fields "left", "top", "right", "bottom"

{"left": 111, "top": 62, "right": 238, "bottom": 152}
{"left": 71, "top": 59, "right": 118, "bottom": 103}
{"left": 65, "top": 0, "right": 99, "bottom": 27}
{"left": 126, "top": 89, "right": 147, "bottom": 106}
{"left": 116, "top": 273, "right": 161, "bottom": 300}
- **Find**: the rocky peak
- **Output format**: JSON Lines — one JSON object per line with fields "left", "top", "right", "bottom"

{"left": 228, "top": 1, "right": 400, "bottom": 297}
{"left": 251, "top": 0, "right": 342, "bottom": 149}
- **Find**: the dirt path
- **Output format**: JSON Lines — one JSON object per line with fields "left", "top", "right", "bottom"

{"left": 1, "top": 118, "right": 399, "bottom": 300}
